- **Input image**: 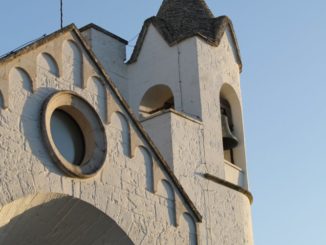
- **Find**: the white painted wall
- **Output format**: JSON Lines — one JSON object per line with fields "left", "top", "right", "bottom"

{"left": 195, "top": 30, "right": 253, "bottom": 243}
{"left": 81, "top": 28, "right": 128, "bottom": 98}
{"left": 0, "top": 21, "right": 254, "bottom": 244}
{"left": 141, "top": 112, "right": 174, "bottom": 168}
{"left": 127, "top": 25, "right": 202, "bottom": 119}
{"left": 125, "top": 24, "right": 253, "bottom": 244}
{"left": 196, "top": 28, "right": 248, "bottom": 186}
{"left": 0, "top": 32, "right": 198, "bottom": 245}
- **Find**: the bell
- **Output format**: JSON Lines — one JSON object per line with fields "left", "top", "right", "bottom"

{"left": 221, "top": 114, "right": 239, "bottom": 150}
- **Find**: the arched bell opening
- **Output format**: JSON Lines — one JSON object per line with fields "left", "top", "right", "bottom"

{"left": 219, "top": 84, "right": 246, "bottom": 171}
{"left": 0, "top": 193, "right": 134, "bottom": 245}
{"left": 139, "top": 84, "right": 175, "bottom": 119}
{"left": 220, "top": 97, "right": 238, "bottom": 164}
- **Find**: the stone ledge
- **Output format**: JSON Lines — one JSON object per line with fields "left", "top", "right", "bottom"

{"left": 203, "top": 173, "right": 253, "bottom": 204}
{"left": 140, "top": 108, "right": 202, "bottom": 125}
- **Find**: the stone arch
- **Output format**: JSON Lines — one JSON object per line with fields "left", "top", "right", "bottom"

{"left": 157, "top": 179, "right": 176, "bottom": 226}
{"left": 110, "top": 112, "right": 130, "bottom": 156}
{"left": 132, "top": 146, "right": 154, "bottom": 192}
{"left": 9, "top": 67, "right": 33, "bottom": 110}
{"left": 139, "top": 84, "right": 175, "bottom": 118}
{"left": 9, "top": 67, "right": 33, "bottom": 92}
{"left": 220, "top": 83, "right": 246, "bottom": 170}
{"left": 0, "top": 193, "right": 134, "bottom": 245}
{"left": 62, "top": 40, "right": 83, "bottom": 87}
{"left": 37, "top": 52, "right": 59, "bottom": 77}
{"left": 180, "top": 212, "right": 197, "bottom": 245}
{"left": 87, "top": 76, "right": 107, "bottom": 122}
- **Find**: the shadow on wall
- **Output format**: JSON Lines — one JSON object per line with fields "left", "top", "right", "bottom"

{"left": 133, "top": 147, "right": 154, "bottom": 193}
{"left": 110, "top": 112, "right": 130, "bottom": 157}
{"left": 88, "top": 76, "right": 107, "bottom": 123}
{"left": 63, "top": 40, "right": 83, "bottom": 88}
{"left": 139, "top": 84, "right": 175, "bottom": 119}
{"left": 157, "top": 179, "right": 177, "bottom": 227}
{"left": 21, "top": 86, "right": 63, "bottom": 175}
{"left": 6, "top": 65, "right": 63, "bottom": 176}
{"left": 0, "top": 195, "right": 134, "bottom": 245}
{"left": 0, "top": 91, "right": 4, "bottom": 109}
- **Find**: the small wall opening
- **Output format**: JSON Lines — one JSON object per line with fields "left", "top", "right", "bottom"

{"left": 0, "top": 193, "right": 134, "bottom": 245}
{"left": 139, "top": 84, "right": 174, "bottom": 119}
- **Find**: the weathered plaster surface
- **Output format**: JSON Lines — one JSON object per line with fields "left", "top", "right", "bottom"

{"left": 127, "top": 23, "right": 253, "bottom": 244}
{"left": 81, "top": 27, "right": 128, "bottom": 98}
{"left": 0, "top": 16, "right": 253, "bottom": 243}
{"left": 127, "top": 25, "right": 202, "bottom": 119}
{"left": 0, "top": 29, "right": 198, "bottom": 244}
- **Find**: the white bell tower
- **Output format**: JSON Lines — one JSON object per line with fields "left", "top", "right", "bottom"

{"left": 126, "top": 0, "right": 254, "bottom": 243}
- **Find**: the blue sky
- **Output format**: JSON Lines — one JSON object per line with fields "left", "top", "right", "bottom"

{"left": 1, "top": 1, "right": 326, "bottom": 244}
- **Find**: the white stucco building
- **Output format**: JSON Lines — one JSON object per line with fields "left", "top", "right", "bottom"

{"left": 0, "top": 0, "right": 254, "bottom": 244}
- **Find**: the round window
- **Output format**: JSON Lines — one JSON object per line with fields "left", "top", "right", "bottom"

{"left": 42, "top": 91, "right": 107, "bottom": 178}
{"left": 50, "top": 109, "right": 85, "bottom": 165}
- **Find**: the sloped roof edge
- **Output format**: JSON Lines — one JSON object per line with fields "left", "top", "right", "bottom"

{"left": 0, "top": 24, "right": 203, "bottom": 222}
{"left": 79, "top": 23, "right": 128, "bottom": 45}
{"left": 127, "top": 16, "right": 243, "bottom": 72}
{"left": 73, "top": 26, "right": 203, "bottom": 222}
{"left": 0, "top": 25, "right": 74, "bottom": 64}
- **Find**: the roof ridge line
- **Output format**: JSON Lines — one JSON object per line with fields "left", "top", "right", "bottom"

{"left": 0, "top": 24, "right": 75, "bottom": 64}
{"left": 79, "top": 23, "right": 128, "bottom": 45}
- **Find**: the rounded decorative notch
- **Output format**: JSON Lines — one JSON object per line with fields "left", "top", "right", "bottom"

{"left": 42, "top": 91, "right": 107, "bottom": 178}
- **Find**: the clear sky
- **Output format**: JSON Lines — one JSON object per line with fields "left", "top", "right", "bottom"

{"left": 1, "top": 1, "right": 326, "bottom": 244}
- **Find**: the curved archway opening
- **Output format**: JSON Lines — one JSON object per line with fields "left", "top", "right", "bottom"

{"left": 139, "top": 85, "right": 174, "bottom": 119}
{"left": 0, "top": 193, "right": 134, "bottom": 245}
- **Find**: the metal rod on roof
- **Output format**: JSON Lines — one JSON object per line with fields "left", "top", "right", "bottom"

{"left": 60, "top": 0, "right": 63, "bottom": 29}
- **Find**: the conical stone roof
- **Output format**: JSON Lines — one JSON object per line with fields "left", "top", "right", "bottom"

{"left": 157, "top": 0, "right": 214, "bottom": 20}
{"left": 128, "top": 0, "right": 242, "bottom": 70}
{"left": 156, "top": 0, "right": 216, "bottom": 42}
